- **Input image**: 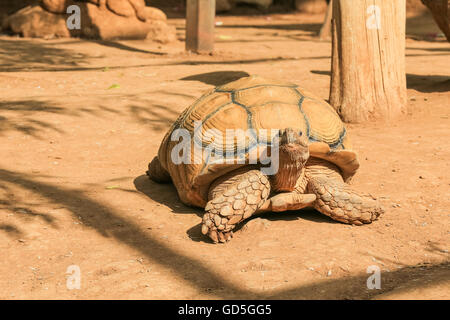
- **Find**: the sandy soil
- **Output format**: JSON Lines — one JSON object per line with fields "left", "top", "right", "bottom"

{"left": 0, "top": 11, "right": 449, "bottom": 300}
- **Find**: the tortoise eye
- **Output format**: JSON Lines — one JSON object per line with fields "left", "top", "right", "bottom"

{"left": 298, "top": 131, "right": 303, "bottom": 136}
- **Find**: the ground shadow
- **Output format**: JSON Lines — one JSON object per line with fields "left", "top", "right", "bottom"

{"left": 0, "top": 55, "right": 326, "bottom": 73}
{"left": 407, "top": 46, "right": 450, "bottom": 52}
{"left": 219, "top": 23, "right": 321, "bottom": 33}
{"left": 127, "top": 103, "right": 179, "bottom": 131}
{"left": 1, "top": 167, "right": 449, "bottom": 299}
{"left": 0, "top": 98, "right": 108, "bottom": 137}
{"left": 310, "top": 70, "right": 450, "bottom": 93}
{"left": 0, "top": 178, "right": 59, "bottom": 237}
{"left": 407, "top": 74, "right": 450, "bottom": 93}
{"left": 180, "top": 71, "right": 250, "bottom": 86}
{"left": 0, "top": 38, "right": 93, "bottom": 72}
{"left": 137, "top": 171, "right": 342, "bottom": 245}
{"left": 134, "top": 175, "right": 200, "bottom": 215}
{"left": 88, "top": 39, "right": 167, "bottom": 56}
{"left": 263, "top": 208, "right": 340, "bottom": 224}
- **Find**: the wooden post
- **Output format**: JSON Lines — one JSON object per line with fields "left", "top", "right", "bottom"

{"left": 329, "top": 0, "right": 407, "bottom": 122}
{"left": 186, "top": 0, "right": 215, "bottom": 53}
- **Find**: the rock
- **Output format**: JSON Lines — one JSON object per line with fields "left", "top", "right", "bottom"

{"left": 295, "top": 0, "right": 328, "bottom": 14}
{"left": 216, "top": 0, "right": 233, "bottom": 12}
{"left": 240, "top": 0, "right": 273, "bottom": 9}
{"left": 4, "top": 5, "right": 71, "bottom": 38}
{"left": 41, "top": 0, "right": 72, "bottom": 14}
{"left": 146, "top": 20, "right": 177, "bottom": 43}
{"left": 107, "top": 0, "right": 136, "bottom": 17}
{"left": 128, "top": 0, "right": 147, "bottom": 21}
{"left": 3, "top": 0, "right": 175, "bottom": 41}
{"left": 0, "top": 12, "right": 8, "bottom": 30}
{"left": 421, "top": 0, "right": 450, "bottom": 42}
{"left": 143, "top": 7, "right": 167, "bottom": 21}
{"left": 216, "top": 0, "right": 273, "bottom": 12}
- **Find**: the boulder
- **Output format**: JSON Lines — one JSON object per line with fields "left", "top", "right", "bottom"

{"left": 3, "top": 5, "right": 71, "bottom": 38}
{"left": 215, "top": 0, "right": 273, "bottom": 12}
{"left": 216, "top": 0, "right": 233, "bottom": 12}
{"left": 421, "top": 0, "right": 450, "bottom": 42}
{"left": 239, "top": 0, "right": 273, "bottom": 9}
{"left": 295, "top": 0, "right": 328, "bottom": 14}
{"left": 41, "top": 0, "right": 71, "bottom": 13}
{"left": 143, "top": 7, "right": 167, "bottom": 21}
{"left": 106, "top": 0, "right": 136, "bottom": 17}
{"left": 2, "top": 0, "right": 176, "bottom": 41}
{"left": 146, "top": 20, "right": 177, "bottom": 43}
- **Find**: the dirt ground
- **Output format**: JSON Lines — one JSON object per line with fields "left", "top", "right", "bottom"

{"left": 0, "top": 10, "right": 449, "bottom": 300}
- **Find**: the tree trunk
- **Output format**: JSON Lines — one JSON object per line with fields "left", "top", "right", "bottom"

{"left": 330, "top": 0, "right": 407, "bottom": 123}
{"left": 421, "top": 0, "right": 450, "bottom": 42}
{"left": 319, "top": 0, "right": 332, "bottom": 39}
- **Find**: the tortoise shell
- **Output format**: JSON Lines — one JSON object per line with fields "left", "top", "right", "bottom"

{"left": 157, "top": 76, "right": 359, "bottom": 207}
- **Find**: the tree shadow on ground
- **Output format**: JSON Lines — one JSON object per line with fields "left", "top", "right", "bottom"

{"left": 0, "top": 54, "right": 325, "bottom": 72}
{"left": 1, "top": 167, "right": 449, "bottom": 299}
{"left": 0, "top": 38, "right": 94, "bottom": 72}
{"left": 0, "top": 98, "right": 107, "bottom": 137}
{"left": 0, "top": 89, "right": 190, "bottom": 137}
{"left": 0, "top": 178, "right": 59, "bottom": 237}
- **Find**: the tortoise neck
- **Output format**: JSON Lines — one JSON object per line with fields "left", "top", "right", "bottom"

{"left": 270, "top": 151, "right": 305, "bottom": 192}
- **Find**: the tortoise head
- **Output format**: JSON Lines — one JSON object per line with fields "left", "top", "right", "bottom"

{"left": 278, "top": 128, "right": 309, "bottom": 165}
{"left": 271, "top": 128, "right": 309, "bottom": 192}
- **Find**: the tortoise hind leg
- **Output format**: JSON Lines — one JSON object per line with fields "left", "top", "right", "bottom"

{"left": 147, "top": 156, "right": 171, "bottom": 183}
{"left": 306, "top": 159, "right": 384, "bottom": 225}
{"left": 202, "top": 168, "right": 270, "bottom": 243}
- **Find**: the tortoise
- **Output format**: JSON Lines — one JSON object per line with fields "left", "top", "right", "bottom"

{"left": 147, "top": 75, "right": 384, "bottom": 243}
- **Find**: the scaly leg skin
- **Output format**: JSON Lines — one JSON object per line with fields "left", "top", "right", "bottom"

{"left": 306, "top": 159, "right": 384, "bottom": 225}
{"left": 202, "top": 169, "right": 270, "bottom": 243}
{"left": 269, "top": 192, "right": 316, "bottom": 212}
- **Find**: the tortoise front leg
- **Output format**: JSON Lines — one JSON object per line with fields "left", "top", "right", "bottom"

{"left": 306, "top": 160, "right": 384, "bottom": 225}
{"left": 202, "top": 169, "right": 270, "bottom": 243}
